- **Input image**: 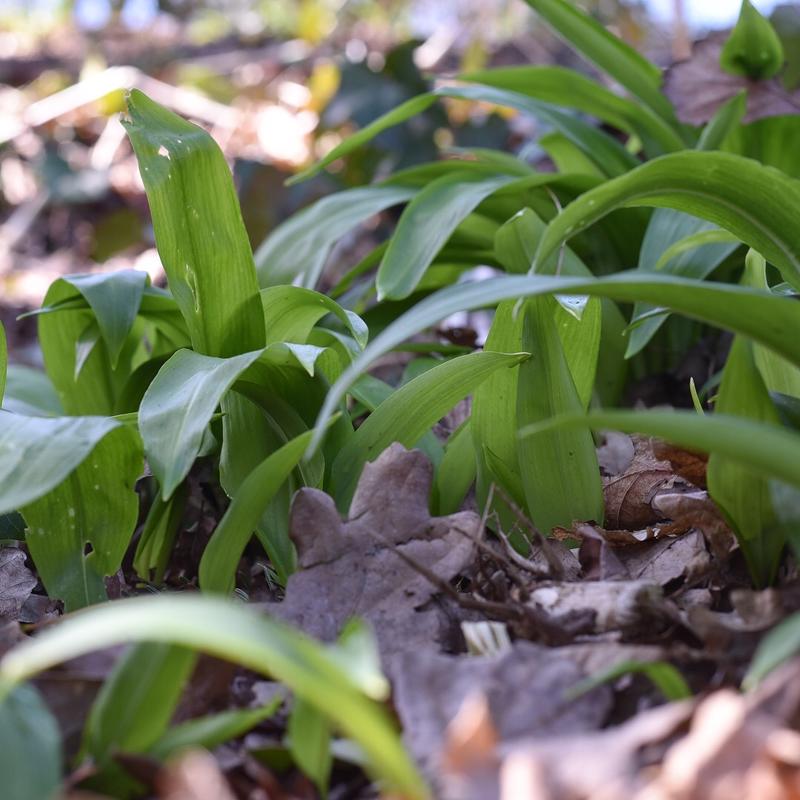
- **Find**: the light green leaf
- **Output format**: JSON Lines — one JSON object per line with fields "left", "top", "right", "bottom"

{"left": 83, "top": 643, "right": 197, "bottom": 765}
{"left": 140, "top": 348, "right": 263, "bottom": 498}
{"left": 331, "top": 351, "right": 528, "bottom": 511}
{"left": 720, "top": 0, "right": 784, "bottom": 80}
{"left": 0, "top": 684, "right": 61, "bottom": 800}
{"left": 377, "top": 171, "right": 517, "bottom": 300}
{"left": 254, "top": 185, "right": 416, "bottom": 287}
{"left": 697, "top": 90, "right": 747, "bottom": 150}
{"left": 261, "top": 286, "right": 368, "bottom": 348}
{"left": 460, "top": 65, "right": 683, "bottom": 155}
{"left": 0, "top": 594, "right": 428, "bottom": 800}
{"left": 199, "top": 427, "right": 320, "bottom": 594}
{"left": 1, "top": 365, "right": 62, "bottom": 417}
{"left": 62, "top": 271, "right": 148, "bottom": 368}
{"left": 149, "top": 698, "right": 282, "bottom": 760}
{"left": 533, "top": 151, "right": 800, "bottom": 290}
{"left": 519, "top": 0, "right": 677, "bottom": 124}
{"left": 124, "top": 90, "right": 264, "bottom": 357}
{"left": 0, "top": 413, "right": 122, "bottom": 513}
{"left": 308, "top": 271, "right": 800, "bottom": 455}
{"left": 133, "top": 485, "right": 188, "bottom": 583}
{"left": 288, "top": 698, "right": 332, "bottom": 795}
{"left": 23, "top": 424, "right": 142, "bottom": 610}
{"left": 516, "top": 297, "right": 603, "bottom": 534}
{"left": 434, "top": 420, "right": 476, "bottom": 515}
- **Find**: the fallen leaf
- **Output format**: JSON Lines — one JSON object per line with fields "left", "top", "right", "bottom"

{"left": 0, "top": 548, "right": 37, "bottom": 620}
{"left": 273, "top": 444, "right": 480, "bottom": 663}
{"left": 156, "top": 749, "right": 237, "bottom": 800}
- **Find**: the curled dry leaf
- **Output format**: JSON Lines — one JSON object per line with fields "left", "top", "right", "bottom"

{"left": 156, "top": 748, "right": 237, "bottom": 800}
{"left": 0, "top": 548, "right": 37, "bottom": 620}
{"left": 273, "top": 444, "right": 480, "bottom": 664}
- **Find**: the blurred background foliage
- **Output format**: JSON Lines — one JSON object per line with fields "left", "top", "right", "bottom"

{"left": 1, "top": 0, "right": 798, "bottom": 361}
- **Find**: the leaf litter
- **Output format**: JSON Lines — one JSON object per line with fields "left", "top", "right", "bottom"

{"left": 7, "top": 434, "right": 800, "bottom": 799}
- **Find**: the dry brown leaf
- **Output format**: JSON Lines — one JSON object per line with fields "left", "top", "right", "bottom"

{"left": 651, "top": 441, "right": 708, "bottom": 489}
{"left": 0, "top": 547, "right": 37, "bottom": 620}
{"left": 156, "top": 749, "right": 237, "bottom": 800}
{"left": 272, "top": 444, "right": 480, "bottom": 664}
{"left": 664, "top": 35, "right": 800, "bottom": 125}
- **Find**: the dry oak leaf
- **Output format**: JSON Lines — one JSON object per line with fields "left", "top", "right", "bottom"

{"left": 0, "top": 547, "right": 37, "bottom": 620}
{"left": 273, "top": 444, "right": 480, "bottom": 664}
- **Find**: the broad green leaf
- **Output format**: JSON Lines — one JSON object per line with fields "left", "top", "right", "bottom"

{"left": 377, "top": 171, "right": 517, "bottom": 300}
{"left": 707, "top": 336, "right": 785, "bottom": 585}
{"left": 0, "top": 413, "right": 121, "bottom": 513}
{"left": 533, "top": 152, "right": 800, "bottom": 290}
{"left": 652, "top": 229, "right": 740, "bottom": 272}
{"left": 0, "top": 594, "right": 429, "bottom": 799}
{"left": 308, "top": 272, "right": 800, "bottom": 456}
{"left": 331, "top": 351, "right": 528, "bottom": 510}
{"left": 433, "top": 420, "right": 476, "bottom": 515}
{"left": 460, "top": 65, "right": 683, "bottom": 155}
{"left": 254, "top": 185, "right": 416, "bottom": 287}
{"left": 200, "top": 427, "right": 319, "bottom": 594}
{"left": 518, "top": 409, "right": 800, "bottom": 491}
{"left": 519, "top": 0, "right": 678, "bottom": 124}
{"left": 0, "top": 684, "right": 61, "bottom": 800}
{"left": 516, "top": 297, "right": 603, "bottom": 534}
{"left": 124, "top": 90, "right": 265, "bottom": 357}
{"left": 2, "top": 365, "right": 62, "bottom": 417}
{"left": 723, "top": 116, "right": 800, "bottom": 179}
{"left": 743, "top": 611, "right": 800, "bottom": 689}
{"left": 567, "top": 660, "right": 691, "bottom": 701}
{"left": 149, "top": 699, "right": 282, "bottom": 760}
{"left": 720, "top": 0, "right": 784, "bottom": 80}
{"left": 133, "top": 484, "right": 188, "bottom": 583}
{"left": 83, "top": 643, "right": 197, "bottom": 765}
{"left": 287, "top": 698, "right": 332, "bottom": 795}
{"left": 61, "top": 271, "right": 148, "bottom": 368}
{"left": 261, "top": 286, "right": 368, "bottom": 348}
{"left": 23, "top": 424, "right": 142, "bottom": 610}
{"left": 140, "top": 348, "right": 263, "bottom": 499}
{"left": 540, "top": 131, "right": 604, "bottom": 177}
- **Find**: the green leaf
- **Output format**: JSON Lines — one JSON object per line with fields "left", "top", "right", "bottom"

{"left": 2, "top": 365, "right": 62, "bottom": 417}
{"left": 743, "top": 611, "right": 800, "bottom": 689}
{"left": 540, "top": 131, "right": 604, "bottom": 177}
{"left": 434, "top": 420, "right": 476, "bottom": 515}
{"left": 0, "top": 413, "right": 124, "bottom": 513}
{"left": 83, "top": 643, "right": 197, "bottom": 765}
{"left": 519, "top": 0, "right": 677, "bottom": 124}
{"left": 62, "top": 271, "right": 148, "bottom": 368}
{"left": 723, "top": 115, "right": 800, "bottom": 179}
{"left": 377, "top": 171, "right": 517, "bottom": 300}
{"left": 518, "top": 408, "right": 800, "bottom": 491}
{"left": 287, "top": 698, "right": 332, "bottom": 795}
{"left": 123, "top": 90, "right": 264, "bottom": 357}
{"left": 261, "top": 286, "right": 368, "bottom": 348}
{"left": 288, "top": 94, "right": 438, "bottom": 185}
{"left": 697, "top": 90, "right": 747, "bottom": 150}
{"left": 437, "top": 84, "right": 640, "bottom": 178}
{"left": 720, "top": 0, "right": 784, "bottom": 80}
{"left": 533, "top": 151, "right": 800, "bottom": 290}
{"left": 516, "top": 297, "right": 603, "bottom": 534}
{"left": 149, "top": 699, "right": 282, "bottom": 760}
{"left": 331, "top": 351, "right": 528, "bottom": 511}
{"left": 199, "top": 427, "right": 320, "bottom": 594}
{"left": 0, "top": 594, "right": 428, "bottom": 800}
{"left": 140, "top": 348, "right": 263, "bottom": 499}
{"left": 567, "top": 660, "right": 691, "bottom": 701}
{"left": 0, "top": 684, "right": 61, "bottom": 800}
{"left": 308, "top": 271, "right": 800, "bottom": 456}
{"left": 707, "top": 336, "right": 785, "bottom": 585}
{"left": 23, "top": 424, "right": 142, "bottom": 610}
{"left": 133, "top": 485, "right": 188, "bottom": 583}
{"left": 460, "top": 65, "right": 683, "bottom": 155}
{"left": 254, "top": 185, "right": 416, "bottom": 287}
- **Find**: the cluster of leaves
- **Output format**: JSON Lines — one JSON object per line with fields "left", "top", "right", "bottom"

{"left": 3, "top": 0, "right": 800, "bottom": 796}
